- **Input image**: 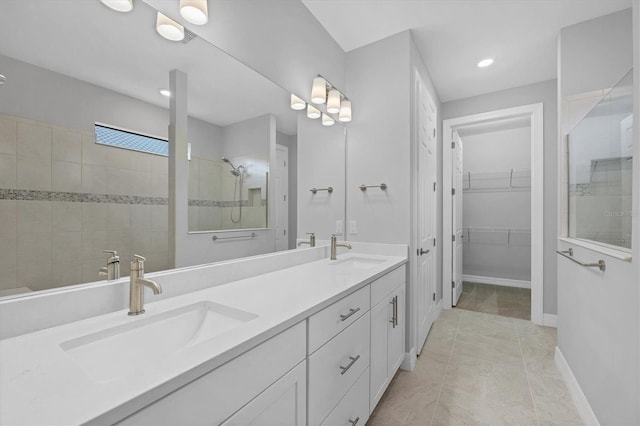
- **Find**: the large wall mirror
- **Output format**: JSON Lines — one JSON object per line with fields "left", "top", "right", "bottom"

{"left": 0, "top": 0, "right": 346, "bottom": 298}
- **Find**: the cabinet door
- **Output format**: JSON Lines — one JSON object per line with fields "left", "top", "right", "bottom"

{"left": 223, "top": 361, "right": 306, "bottom": 426}
{"left": 369, "top": 297, "right": 390, "bottom": 411}
{"left": 388, "top": 284, "right": 405, "bottom": 375}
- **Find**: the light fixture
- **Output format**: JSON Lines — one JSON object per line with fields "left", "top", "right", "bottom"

{"left": 0, "top": 74, "right": 6, "bottom": 86}
{"left": 290, "top": 94, "right": 306, "bottom": 110}
{"left": 338, "top": 99, "right": 351, "bottom": 122}
{"left": 160, "top": 89, "right": 171, "bottom": 97}
{"left": 100, "top": 0, "right": 133, "bottom": 12}
{"left": 326, "top": 89, "right": 341, "bottom": 114}
{"left": 307, "top": 104, "right": 321, "bottom": 119}
{"left": 156, "top": 12, "right": 184, "bottom": 41}
{"left": 321, "top": 113, "right": 335, "bottom": 127}
{"left": 477, "top": 58, "right": 494, "bottom": 68}
{"left": 180, "top": 0, "right": 208, "bottom": 25}
{"left": 311, "top": 76, "right": 327, "bottom": 104}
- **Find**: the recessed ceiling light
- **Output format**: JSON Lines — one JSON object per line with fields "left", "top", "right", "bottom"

{"left": 100, "top": 0, "right": 133, "bottom": 13}
{"left": 160, "top": 89, "right": 171, "bottom": 97}
{"left": 477, "top": 58, "right": 494, "bottom": 68}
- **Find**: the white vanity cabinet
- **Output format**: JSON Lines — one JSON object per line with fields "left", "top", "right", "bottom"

{"left": 115, "top": 322, "right": 306, "bottom": 426}
{"left": 369, "top": 267, "right": 406, "bottom": 411}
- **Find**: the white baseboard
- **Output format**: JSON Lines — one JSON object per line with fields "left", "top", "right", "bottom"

{"left": 400, "top": 346, "right": 416, "bottom": 371}
{"left": 554, "top": 347, "right": 600, "bottom": 426}
{"left": 543, "top": 313, "right": 557, "bottom": 328}
{"left": 462, "top": 274, "right": 531, "bottom": 289}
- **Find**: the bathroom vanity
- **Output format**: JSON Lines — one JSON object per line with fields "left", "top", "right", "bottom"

{"left": 0, "top": 245, "right": 407, "bottom": 425}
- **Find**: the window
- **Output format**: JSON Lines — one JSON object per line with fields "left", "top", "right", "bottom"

{"left": 95, "top": 123, "right": 168, "bottom": 156}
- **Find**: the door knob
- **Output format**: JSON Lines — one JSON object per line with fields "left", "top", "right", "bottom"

{"left": 417, "top": 248, "right": 430, "bottom": 256}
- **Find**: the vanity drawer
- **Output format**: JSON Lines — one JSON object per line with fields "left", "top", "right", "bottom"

{"left": 308, "top": 311, "right": 370, "bottom": 426}
{"left": 308, "top": 285, "right": 370, "bottom": 354}
{"left": 370, "top": 266, "right": 405, "bottom": 306}
{"left": 322, "top": 367, "right": 369, "bottom": 426}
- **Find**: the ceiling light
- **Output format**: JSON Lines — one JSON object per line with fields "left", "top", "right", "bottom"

{"left": 307, "top": 104, "right": 321, "bottom": 119}
{"left": 0, "top": 74, "right": 6, "bottom": 86}
{"left": 180, "top": 0, "right": 208, "bottom": 25}
{"left": 290, "top": 94, "right": 306, "bottom": 110}
{"left": 326, "top": 89, "right": 341, "bottom": 114}
{"left": 477, "top": 58, "right": 494, "bottom": 68}
{"left": 160, "top": 89, "right": 171, "bottom": 97}
{"left": 100, "top": 0, "right": 133, "bottom": 12}
{"left": 156, "top": 12, "right": 185, "bottom": 41}
{"left": 311, "top": 76, "right": 327, "bottom": 104}
{"left": 321, "top": 113, "right": 335, "bottom": 127}
{"left": 338, "top": 99, "right": 351, "bottom": 122}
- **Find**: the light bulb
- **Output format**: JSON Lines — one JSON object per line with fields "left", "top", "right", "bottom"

{"left": 477, "top": 58, "right": 494, "bottom": 68}
{"left": 160, "top": 89, "right": 171, "bottom": 97}
{"left": 311, "top": 76, "right": 327, "bottom": 104}
{"left": 338, "top": 99, "right": 352, "bottom": 122}
{"left": 322, "top": 113, "right": 335, "bottom": 127}
{"left": 307, "top": 105, "right": 321, "bottom": 119}
{"left": 180, "top": 0, "right": 208, "bottom": 25}
{"left": 290, "top": 94, "right": 306, "bottom": 110}
{"left": 326, "top": 89, "right": 341, "bottom": 114}
{"left": 156, "top": 12, "right": 184, "bottom": 42}
{"left": 100, "top": 0, "right": 133, "bottom": 12}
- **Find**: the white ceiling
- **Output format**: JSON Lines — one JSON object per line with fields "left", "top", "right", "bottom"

{"left": 302, "top": 0, "right": 633, "bottom": 102}
{"left": 0, "top": 0, "right": 297, "bottom": 134}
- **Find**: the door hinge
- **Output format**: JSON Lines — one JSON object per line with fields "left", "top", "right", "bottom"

{"left": 284, "top": 160, "right": 287, "bottom": 167}
{"left": 433, "top": 238, "right": 436, "bottom": 247}
{"left": 284, "top": 229, "right": 286, "bottom": 236}
{"left": 452, "top": 234, "right": 456, "bottom": 242}
{"left": 432, "top": 293, "right": 436, "bottom": 301}
{"left": 452, "top": 188, "right": 456, "bottom": 196}
{"left": 284, "top": 194, "right": 286, "bottom": 201}
{"left": 452, "top": 281, "right": 455, "bottom": 289}
{"left": 433, "top": 128, "right": 436, "bottom": 137}
{"left": 451, "top": 141, "right": 455, "bottom": 149}
{"left": 433, "top": 181, "right": 437, "bottom": 192}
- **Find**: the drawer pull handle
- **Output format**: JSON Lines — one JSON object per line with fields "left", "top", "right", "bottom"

{"left": 348, "top": 417, "right": 360, "bottom": 426}
{"left": 339, "top": 355, "right": 361, "bottom": 375}
{"left": 389, "top": 295, "right": 398, "bottom": 327}
{"left": 339, "top": 307, "right": 361, "bottom": 321}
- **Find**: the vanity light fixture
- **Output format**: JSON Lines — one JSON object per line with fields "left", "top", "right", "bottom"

{"left": 326, "top": 89, "right": 341, "bottom": 114}
{"left": 156, "top": 12, "right": 185, "bottom": 41}
{"left": 160, "top": 89, "right": 171, "bottom": 97}
{"left": 180, "top": 0, "right": 208, "bottom": 25}
{"left": 338, "top": 99, "right": 351, "bottom": 122}
{"left": 0, "top": 74, "right": 6, "bottom": 86}
{"left": 100, "top": 0, "right": 133, "bottom": 12}
{"left": 290, "top": 94, "right": 306, "bottom": 110}
{"left": 321, "top": 113, "right": 335, "bottom": 127}
{"left": 477, "top": 58, "right": 494, "bottom": 68}
{"left": 307, "top": 104, "right": 321, "bottom": 119}
{"left": 311, "top": 76, "right": 327, "bottom": 104}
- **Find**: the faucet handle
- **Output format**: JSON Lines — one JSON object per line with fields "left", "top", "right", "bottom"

{"left": 133, "top": 254, "right": 146, "bottom": 262}
{"left": 104, "top": 250, "right": 119, "bottom": 261}
{"left": 306, "top": 232, "right": 315, "bottom": 236}
{"left": 131, "top": 254, "right": 145, "bottom": 272}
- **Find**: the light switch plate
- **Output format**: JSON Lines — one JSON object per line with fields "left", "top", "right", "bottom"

{"left": 349, "top": 220, "right": 357, "bottom": 234}
{"left": 336, "top": 220, "right": 343, "bottom": 234}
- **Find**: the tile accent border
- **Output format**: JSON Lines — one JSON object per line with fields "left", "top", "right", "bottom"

{"left": 188, "top": 199, "right": 267, "bottom": 207}
{"left": 0, "top": 189, "right": 168, "bottom": 205}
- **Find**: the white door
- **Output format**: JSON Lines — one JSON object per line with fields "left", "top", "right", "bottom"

{"left": 452, "top": 132, "right": 464, "bottom": 305}
{"left": 416, "top": 75, "right": 437, "bottom": 354}
{"left": 275, "top": 145, "right": 289, "bottom": 251}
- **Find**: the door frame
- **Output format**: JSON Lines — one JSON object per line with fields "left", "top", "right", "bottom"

{"left": 275, "top": 144, "right": 289, "bottom": 251}
{"left": 442, "top": 103, "right": 544, "bottom": 325}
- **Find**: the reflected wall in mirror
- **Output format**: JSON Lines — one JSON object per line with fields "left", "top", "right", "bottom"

{"left": 568, "top": 70, "right": 633, "bottom": 249}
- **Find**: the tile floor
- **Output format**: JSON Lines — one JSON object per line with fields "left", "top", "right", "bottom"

{"left": 456, "top": 282, "right": 531, "bottom": 320}
{"left": 368, "top": 309, "right": 583, "bottom": 426}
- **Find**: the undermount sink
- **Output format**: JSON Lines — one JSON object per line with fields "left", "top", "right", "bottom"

{"left": 331, "top": 256, "right": 386, "bottom": 270}
{"left": 60, "top": 301, "right": 258, "bottom": 383}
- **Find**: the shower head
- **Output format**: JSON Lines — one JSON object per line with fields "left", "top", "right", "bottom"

{"left": 230, "top": 169, "right": 241, "bottom": 177}
{"left": 221, "top": 157, "right": 243, "bottom": 176}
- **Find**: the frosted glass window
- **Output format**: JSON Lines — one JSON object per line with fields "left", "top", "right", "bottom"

{"left": 95, "top": 124, "right": 168, "bottom": 156}
{"left": 568, "top": 71, "right": 633, "bottom": 249}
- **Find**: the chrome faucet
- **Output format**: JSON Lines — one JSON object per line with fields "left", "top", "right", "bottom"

{"left": 330, "top": 234, "right": 352, "bottom": 260}
{"left": 298, "top": 232, "right": 316, "bottom": 247}
{"left": 128, "top": 254, "right": 162, "bottom": 316}
{"left": 98, "top": 250, "right": 120, "bottom": 281}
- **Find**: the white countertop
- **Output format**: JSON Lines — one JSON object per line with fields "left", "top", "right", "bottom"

{"left": 0, "top": 252, "right": 406, "bottom": 426}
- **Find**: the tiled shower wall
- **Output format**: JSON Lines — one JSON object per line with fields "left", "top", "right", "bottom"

{"left": 0, "top": 114, "right": 169, "bottom": 293}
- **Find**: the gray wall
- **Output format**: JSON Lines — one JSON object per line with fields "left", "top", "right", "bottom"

{"left": 557, "top": 8, "right": 638, "bottom": 425}
{"left": 442, "top": 79, "right": 558, "bottom": 315}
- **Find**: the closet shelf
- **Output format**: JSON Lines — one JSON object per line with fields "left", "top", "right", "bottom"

{"left": 462, "top": 227, "right": 531, "bottom": 246}
{"left": 463, "top": 168, "right": 531, "bottom": 192}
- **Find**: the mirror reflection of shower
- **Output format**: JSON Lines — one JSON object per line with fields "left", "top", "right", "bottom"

{"left": 221, "top": 157, "right": 245, "bottom": 223}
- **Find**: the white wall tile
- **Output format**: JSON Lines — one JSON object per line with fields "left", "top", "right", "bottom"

{"left": 17, "top": 122, "right": 51, "bottom": 161}
{"left": 52, "top": 232, "right": 82, "bottom": 264}
{"left": 17, "top": 156, "right": 51, "bottom": 191}
{"left": 82, "top": 164, "right": 107, "bottom": 194}
{"left": 82, "top": 202, "right": 107, "bottom": 232}
{"left": 130, "top": 170, "right": 151, "bottom": 196}
{"left": 107, "top": 203, "right": 130, "bottom": 231}
{"left": 52, "top": 261, "right": 83, "bottom": 289}
{"left": 0, "top": 217, "right": 17, "bottom": 291}
{"left": 81, "top": 230, "right": 107, "bottom": 262}
{"left": 18, "top": 200, "right": 51, "bottom": 234}
{"left": 107, "top": 167, "right": 132, "bottom": 195}
{"left": 17, "top": 232, "right": 52, "bottom": 291}
{"left": 0, "top": 200, "right": 17, "bottom": 234}
{"left": 150, "top": 205, "right": 168, "bottom": 230}
{"left": 130, "top": 151, "right": 152, "bottom": 173}
{"left": 106, "top": 146, "right": 131, "bottom": 170}
{"left": 52, "top": 128, "right": 81, "bottom": 163}
{"left": 52, "top": 160, "right": 82, "bottom": 193}
{"left": 149, "top": 173, "right": 168, "bottom": 198}
{"left": 0, "top": 116, "right": 17, "bottom": 155}
{"left": 52, "top": 202, "right": 82, "bottom": 232}
{"left": 81, "top": 133, "right": 109, "bottom": 166}
{"left": 131, "top": 228, "right": 152, "bottom": 253}
{"left": 0, "top": 153, "right": 16, "bottom": 189}
{"left": 130, "top": 204, "right": 151, "bottom": 230}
